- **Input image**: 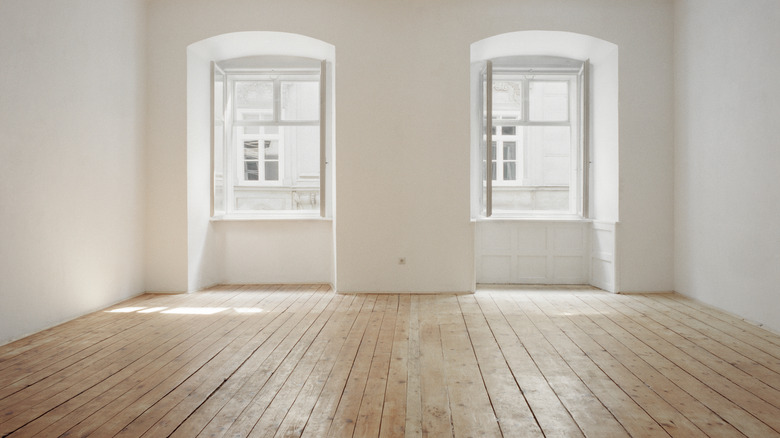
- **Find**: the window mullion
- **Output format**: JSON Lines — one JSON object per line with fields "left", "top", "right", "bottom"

{"left": 319, "top": 60, "right": 327, "bottom": 218}
{"left": 227, "top": 77, "right": 237, "bottom": 213}
{"left": 580, "top": 60, "right": 590, "bottom": 218}
{"left": 486, "top": 60, "right": 493, "bottom": 217}
{"left": 521, "top": 78, "right": 530, "bottom": 185}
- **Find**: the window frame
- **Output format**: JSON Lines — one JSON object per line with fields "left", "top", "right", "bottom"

{"left": 479, "top": 56, "right": 589, "bottom": 219}
{"left": 212, "top": 58, "right": 328, "bottom": 219}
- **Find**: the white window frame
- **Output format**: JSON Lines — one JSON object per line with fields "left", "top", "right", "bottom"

{"left": 212, "top": 58, "right": 328, "bottom": 219}
{"left": 478, "top": 56, "right": 589, "bottom": 218}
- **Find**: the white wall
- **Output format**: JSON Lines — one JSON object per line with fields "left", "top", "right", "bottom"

{"left": 0, "top": 0, "right": 146, "bottom": 344}
{"left": 613, "top": 2, "right": 675, "bottom": 292}
{"left": 216, "top": 220, "right": 333, "bottom": 285}
{"left": 674, "top": 0, "right": 780, "bottom": 332}
{"left": 144, "top": 0, "right": 675, "bottom": 294}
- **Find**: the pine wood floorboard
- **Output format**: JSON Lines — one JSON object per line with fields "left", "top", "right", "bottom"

{"left": 2, "top": 286, "right": 780, "bottom": 437}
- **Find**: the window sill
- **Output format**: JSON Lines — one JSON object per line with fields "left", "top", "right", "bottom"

{"left": 472, "top": 215, "right": 591, "bottom": 223}
{"left": 211, "top": 214, "right": 332, "bottom": 222}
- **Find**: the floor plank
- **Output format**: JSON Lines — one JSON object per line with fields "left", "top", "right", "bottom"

{"left": 2, "top": 285, "right": 780, "bottom": 438}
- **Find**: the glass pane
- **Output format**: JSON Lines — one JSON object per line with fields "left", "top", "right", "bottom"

{"left": 503, "top": 162, "right": 516, "bottom": 181}
{"left": 503, "top": 142, "right": 516, "bottom": 160}
{"left": 239, "top": 113, "right": 262, "bottom": 132}
{"left": 527, "top": 126, "right": 571, "bottom": 186}
{"left": 244, "top": 161, "right": 259, "bottom": 181}
{"left": 235, "top": 81, "right": 273, "bottom": 119}
{"left": 529, "top": 81, "right": 569, "bottom": 121}
{"left": 501, "top": 126, "right": 516, "bottom": 136}
{"left": 540, "top": 126, "right": 570, "bottom": 155}
{"left": 281, "top": 81, "right": 319, "bottom": 121}
{"left": 264, "top": 161, "right": 279, "bottom": 181}
{"left": 543, "top": 157, "right": 570, "bottom": 185}
{"left": 491, "top": 161, "right": 497, "bottom": 180}
{"left": 244, "top": 140, "right": 259, "bottom": 160}
{"left": 264, "top": 140, "right": 279, "bottom": 160}
{"left": 287, "top": 126, "right": 320, "bottom": 180}
{"left": 493, "top": 125, "right": 572, "bottom": 214}
{"left": 492, "top": 79, "right": 523, "bottom": 119}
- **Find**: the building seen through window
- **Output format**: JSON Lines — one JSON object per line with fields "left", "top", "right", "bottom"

{"left": 480, "top": 56, "right": 587, "bottom": 217}
{"left": 213, "top": 56, "right": 325, "bottom": 217}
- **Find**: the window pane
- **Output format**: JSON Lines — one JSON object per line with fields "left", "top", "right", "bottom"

{"left": 492, "top": 79, "right": 523, "bottom": 119}
{"left": 491, "top": 161, "right": 497, "bottom": 180}
{"left": 244, "top": 161, "right": 259, "bottom": 181}
{"left": 501, "top": 126, "right": 516, "bottom": 136}
{"left": 539, "top": 126, "right": 570, "bottom": 155}
{"left": 286, "top": 126, "right": 320, "bottom": 180}
{"left": 240, "top": 113, "right": 260, "bottom": 134}
{"left": 527, "top": 126, "right": 571, "bottom": 185}
{"left": 503, "top": 162, "right": 516, "bottom": 181}
{"left": 235, "top": 81, "right": 273, "bottom": 119}
{"left": 244, "top": 140, "right": 259, "bottom": 160}
{"left": 529, "top": 81, "right": 568, "bottom": 121}
{"left": 281, "top": 81, "right": 319, "bottom": 121}
{"left": 264, "top": 140, "right": 279, "bottom": 160}
{"left": 264, "top": 161, "right": 279, "bottom": 181}
{"left": 543, "top": 156, "right": 570, "bottom": 185}
{"left": 493, "top": 125, "right": 572, "bottom": 214}
{"left": 503, "top": 142, "right": 516, "bottom": 160}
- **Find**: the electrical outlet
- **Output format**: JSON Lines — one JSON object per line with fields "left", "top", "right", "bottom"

{"left": 398, "top": 257, "right": 406, "bottom": 265}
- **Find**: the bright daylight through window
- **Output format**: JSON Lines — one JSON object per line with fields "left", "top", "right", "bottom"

{"left": 213, "top": 56, "right": 326, "bottom": 218}
{"left": 480, "top": 56, "right": 588, "bottom": 217}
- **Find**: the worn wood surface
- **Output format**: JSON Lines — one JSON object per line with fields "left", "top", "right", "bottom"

{"left": 1, "top": 285, "right": 779, "bottom": 437}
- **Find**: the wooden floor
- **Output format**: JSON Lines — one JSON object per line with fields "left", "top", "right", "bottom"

{"left": 1, "top": 285, "right": 779, "bottom": 437}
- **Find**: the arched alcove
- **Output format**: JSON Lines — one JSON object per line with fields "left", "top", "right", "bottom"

{"left": 186, "top": 32, "right": 336, "bottom": 292}
{"left": 471, "top": 31, "right": 619, "bottom": 291}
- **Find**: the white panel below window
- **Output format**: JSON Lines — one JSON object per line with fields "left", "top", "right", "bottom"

{"left": 516, "top": 256, "right": 547, "bottom": 280}
{"left": 480, "top": 255, "right": 513, "bottom": 283}
{"left": 476, "top": 220, "right": 595, "bottom": 286}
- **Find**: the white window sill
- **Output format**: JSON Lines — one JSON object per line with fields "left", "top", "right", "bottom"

{"left": 472, "top": 215, "right": 590, "bottom": 223}
{"left": 211, "top": 214, "right": 331, "bottom": 222}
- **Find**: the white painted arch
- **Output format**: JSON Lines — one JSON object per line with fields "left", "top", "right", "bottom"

{"left": 188, "top": 31, "right": 335, "bottom": 63}
{"left": 186, "top": 32, "right": 336, "bottom": 292}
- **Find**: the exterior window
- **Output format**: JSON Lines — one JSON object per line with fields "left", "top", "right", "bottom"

{"left": 479, "top": 57, "right": 588, "bottom": 217}
{"left": 213, "top": 58, "right": 326, "bottom": 217}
